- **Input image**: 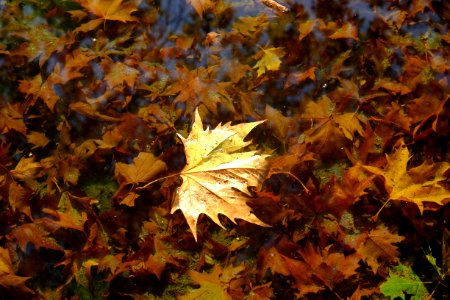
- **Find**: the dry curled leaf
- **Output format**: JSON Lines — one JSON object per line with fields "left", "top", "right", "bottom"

{"left": 171, "top": 108, "right": 270, "bottom": 241}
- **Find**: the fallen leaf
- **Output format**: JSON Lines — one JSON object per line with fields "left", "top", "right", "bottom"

{"left": 10, "top": 157, "right": 41, "bottom": 181}
{"left": 253, "top": 47, "right": 285, "bottom": 77}
{"left": 179, "top": 264, "right": 245, "bottom": 300}
{"left": 75, "top": 0, "right": 138, "bottom": 32}
{"left": 186, "top": 0, "right": 213, "bottom": 18}
{"left": 170, "top": 108, "right": 269, "bottom": 241}
{"left": 344, "top": 225, "right": 405, "bottom": 273}
{"left": 298, "top": 20, "right": 317, "bottom": 41}
{"left": 329, "top": 23, "right": 359, "bottom": 40}
{"left": 9, "top": 223, "right": 63, "bottom": 252}
{"left": 0, "top": 247, "right": 34, "bottom": 294}
{"left": 364, "top": 140, "right": 450, "bottom": 213}
{"left": 115, "top": 152, "right": 167, "bottom": 185}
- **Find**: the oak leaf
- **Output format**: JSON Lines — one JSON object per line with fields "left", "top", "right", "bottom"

{"left": 364, "top": 140, "right": 450, "bottom": 213}
{"left": 170, "top": 109, "right": 269, "bottom": 241}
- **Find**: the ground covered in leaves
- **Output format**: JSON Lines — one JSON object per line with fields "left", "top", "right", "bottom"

{"left": 0, "top": 0, "right": 449, "bottom": 299}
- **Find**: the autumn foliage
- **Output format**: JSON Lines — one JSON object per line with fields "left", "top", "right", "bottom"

{"left": 0, "top": 0, "right": 449, "bottom": 299}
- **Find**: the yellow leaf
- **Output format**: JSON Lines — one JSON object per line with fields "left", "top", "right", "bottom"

{"left": 364, "top": 140, "right": 450, "bottom": 213}
{"left": 10, "top": 157, "right": 41, "bottom": 181}
{"left": 334, "top": 113, "right": 365, "bottom": 141}
{"left": 172, "top": 108, "right": 270, "bottom": 241}
{"left": 254, "top": 47, "right": 285, "bottom": 77}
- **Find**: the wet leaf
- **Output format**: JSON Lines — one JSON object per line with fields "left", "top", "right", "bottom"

{"left": 364, "top": 140, "right": 450, "bottom": 213}
{"left": 115, "top": 152, "right": 167, "bottom": 185}
{"left": 253, "top": 47, "right": 285, "bottom": 77}
{"left": 171, "top": 108, "right": 269, "bottom": 241}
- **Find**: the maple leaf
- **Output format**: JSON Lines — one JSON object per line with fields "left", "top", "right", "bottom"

{"left": 9, "top": 223, "right": 63, "bottom": 252}
{"left": 253, "top": 47, "right": 285, "bottom": 77}
{"left": 179, "top": 264, "right": 245, "bottom": 300}
{"left": 10, "top": 157, "right": 41, "bottom": 182}
{"left": 0, "top": 247, "right": 34, "bottom": 294}
{"left": 102, "top": 61, "right": 140, "bottom": 89}
{"left": 115, "top": 152, "right": 167, "bottom": 185}
{"left": 364, "top": 140, "right": 450, "bottom": 213}
{"left": 344, "top": 225, "right": 405, "bottom": 273}
{"left": 41, "top": 192, "right": 88, "bottom": 232}
{"left": 186, "top": 0, "right": 213, "bottom": 18}
{"left": 18, "top": 74, "right": 60, "bottom": 111}
{"left": 75, "top": 0, "right": 139, "bottom": 31}
{"left": 169, "top": 109, "right": 270, "bottom": 241}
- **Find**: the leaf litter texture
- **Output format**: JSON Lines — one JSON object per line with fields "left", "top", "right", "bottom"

{"left": 0, "top": 0, "right": 450, "bottom": 299}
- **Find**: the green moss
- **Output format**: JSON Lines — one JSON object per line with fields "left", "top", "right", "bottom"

{"left": 162, "top": 273, "right": 193, "bottom": 300}
{"left": 80, "top": 175, "right": 118, "bottom": 213}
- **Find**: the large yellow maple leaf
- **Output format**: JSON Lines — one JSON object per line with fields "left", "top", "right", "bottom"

{"left": 171, "top": 109, "right": 270, "bottom": 241}
{"left": 364, "top": 140, "right": 450, "bottom": 213}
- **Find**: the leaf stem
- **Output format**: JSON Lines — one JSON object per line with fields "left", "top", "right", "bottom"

{"left": 139, "top": 173, "right": 180, "bottom": 189}
{"left": 269, "top": 171, "right": 309, "bottom": 193}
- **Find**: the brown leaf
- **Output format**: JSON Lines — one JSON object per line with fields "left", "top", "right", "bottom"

{"left": 344, "top": 225, "right": 404, "bottom": 273}
{"left": 0, "top": 247, "right": 34, "bottom": 294}
{"left": 8, "top": 181, "right": 33, "bottom": 220}
{"left": 285, "top": 67, "right": 316, "bottom": 88}
{"left": 9, "top": 223, "right": 63, "bottom": 252}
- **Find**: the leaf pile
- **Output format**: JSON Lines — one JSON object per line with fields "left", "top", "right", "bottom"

{"left": 0, "top": 0, "right": 449, "bottom": 299}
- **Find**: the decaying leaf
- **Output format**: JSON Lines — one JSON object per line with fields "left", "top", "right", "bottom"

{"left": 171, "top": 108, "right": 270, "bottom": 241}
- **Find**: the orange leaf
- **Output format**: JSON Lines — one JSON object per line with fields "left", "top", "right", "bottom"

{"left": 0, "top": 247, "right": 34, "bottom": 294}
{"left": 298, "top": 20, "right": 317, "bottom": 41}
{"left": 186, "top": 0, "right": 213, "bottom": 18}
{"left": 364, "top": 140, "right": 450, "bottom": 213}
{"left": 79, "top": 0, "right": 138, "bottom": 22}
{"left": 329, "top": 23, "right": 359, "bottom": 40}
{"left": 344, "top": 225, "right": 404, "bottom": 273}
{"left": 10, "top": 223, "right": 63, "bottom": 252}
{"left": 115, "top": 152, "right": 167, "bottom": 185}
{"left": 10, "top": 157, "right": 41, "bottom": 181}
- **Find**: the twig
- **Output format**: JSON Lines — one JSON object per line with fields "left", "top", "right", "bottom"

{"left": 259, "top": 0, "right": 289, "bottom": 13}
